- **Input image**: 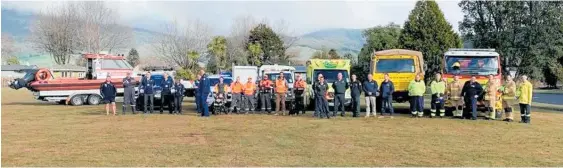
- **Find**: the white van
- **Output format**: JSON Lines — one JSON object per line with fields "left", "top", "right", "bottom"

{"left": 232, "top": 66, "right": 259, "bottom": 84}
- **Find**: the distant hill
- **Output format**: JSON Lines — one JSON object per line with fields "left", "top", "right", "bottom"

{"left": 1, "top": 8, "right": 366, "bottom": 65}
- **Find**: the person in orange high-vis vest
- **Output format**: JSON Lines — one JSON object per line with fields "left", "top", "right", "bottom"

{"left": 259, "top": 74, "right": 273, "bottom": 113}
{"left": 274, "top": 72, "right": 289, "bottom": 115}
{"left": 230, "top": 76, "right": 244, "bottom": 113}
{"left": 243, "top": 77, "right": 256, "bottom": 114}
{"left": 294, "top": 74, "right": 307, "bottom": 115}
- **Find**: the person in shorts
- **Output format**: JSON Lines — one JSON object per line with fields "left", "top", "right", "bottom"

{"left": 100, "top": 76, "right": 117, "bottom": 116}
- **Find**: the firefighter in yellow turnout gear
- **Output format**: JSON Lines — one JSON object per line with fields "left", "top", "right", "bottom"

{"left": 430, "top": 73, "right": 446, "bottom": 118}
{"left": 447, "top": 74, "right": 464, "bottom": 118}
{"left": 484, "top": 75, "right": 498, "bottom": 120}
{"left": 500, "top": 75, "right": 517, "bottom": 122}
{"left": 517, "top": 75, "right": 533, "bottom": 124}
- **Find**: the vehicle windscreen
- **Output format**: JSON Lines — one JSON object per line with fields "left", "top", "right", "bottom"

{"left": 267, "top": 73, "right": 293, "bottom": 83}
{"left": 313, "top": 70, "right": 349, "bottom": 83}
{"left": 102, "top": 59, "right": 133, "bottom": 69}
{"left": 209, "top": 78, "right": 233, "bottom": 86}
{"left": 445, "top": 56, "right": 499, "bottom": 75}
{"left": 375, "top": 59, "right": 415, "bottom": 73}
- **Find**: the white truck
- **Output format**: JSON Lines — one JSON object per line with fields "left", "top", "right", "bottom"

{"left": 232, "top": 66, "right": 259, "bottom": 83}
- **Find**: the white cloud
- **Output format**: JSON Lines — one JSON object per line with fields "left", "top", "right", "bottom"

{"left": 1, "top": 0, "right": 463, "bottom": 35}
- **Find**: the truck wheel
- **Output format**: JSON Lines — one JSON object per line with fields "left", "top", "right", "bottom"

{"left": 87, "top": 95, "right": 102, "bottom": 105}
{"left": 58, "top": 100, "right": 67, "bottom": 105}
{"left": 70, "top": 95, "right": 84, "bottom": 106}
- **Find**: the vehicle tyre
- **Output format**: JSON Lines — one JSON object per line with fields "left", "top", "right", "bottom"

{"left": 58, "top": 100, "right": 67, "bottom": 105}
{"left": 87, "top": 94, "right": 102, "bottom": 105}
{"left": 70, "top": 95, "right": 84, "bottom": 106}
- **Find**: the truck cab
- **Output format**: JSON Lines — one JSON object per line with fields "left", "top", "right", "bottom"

{"left": 306, "top": 59, "right": 352, "bottom": 108}
{"left": 371, "top": 49, "right": 425, "bottom": 103}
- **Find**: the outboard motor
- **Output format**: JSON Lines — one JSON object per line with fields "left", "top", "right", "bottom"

{"left": 8, "top": 69, "right": 39, "bottom": 90}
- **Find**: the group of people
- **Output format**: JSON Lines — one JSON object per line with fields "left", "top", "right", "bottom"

{"left": 98, "top": 72, "right": 186, "bottom": 116}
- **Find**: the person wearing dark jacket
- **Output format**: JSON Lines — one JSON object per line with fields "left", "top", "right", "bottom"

{"left": 314, "top": 74, "right": 330, "bottom": 119}
{"left": 141, "top": 72, "right": 155, "bottom": 114}
{"left": 379, "top": 73, "right": 395, "bottom": 118}
{"left": 122, "top": 72, "right": 136, "bottom": 114}
{"left": 198, "top": 70, "right": 211, "bottom": 117}
{"left": 349, "top": 74, "right": 362, "bottom": 117}
{"left": 173, "top": 78, "right": 186, "bottom": 114}
{"left": 332, "top": 72, "right": 349, "bottom": 117}
{"left": 461, "top": 76, "right": 483, "bottom": 120}
{"left": 100, "top": 76, "right": 117, "bottom": 116}
{"left": 363, "top": 74, "right": 379, "bottom": 118}
{"left": 160, "top": 73, "right": 174, "bottom": 114}
{"left": 195, "top": 74, "right": 201, "bottom": 114}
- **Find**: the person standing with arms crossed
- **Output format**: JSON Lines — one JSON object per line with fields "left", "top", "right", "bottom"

{"left": 517, "top": 75, "right": 533, "bottom": 124}
{"left": 500, "top": 75, "right": 517, "bottom": 122}
{"left": 141, "top": 72, "right": 155, "bottom": 114}
{"left": 430, "top": 73, "right": 446, "bottom": 118}
{"left": 259, "top": 74, "right": 273, "bottom": 114}
{"left": 408, "top": 73, "right": 426, "bottom": 118}
{"left": 332, "top": 72, "right": 349, "bottom": 117}
{"left": 243, "top": 77, "right": 257, "bottom": 114}
{"left": 314, "top": 74, "right": 330, "bottom": 119}
{"left": 274, "top": 72, "right": 288, "bottom": 116}
{"left": 379, "top": 73, "right": 395, "bottom": 118}
{"left": 172, "top": 78, "right": 185, "bottom": 114}
{"left": 230, "top": 76, "right": 244, "bottom": 113}
{"left": 122, "top": 72, "right": 136, "bottom": 114}
{"left": 363, "top": 74, "right": 378, "bottom": 118}
{"left": 100, "top": 76, "right": 117, "bottom": 116}
{"left": 198, "top": 69, "right": 211, "bottom": 117}
{"left": 461, "top": 76, "right": 483, "bottom": 120}
{"left": 161, "top": 73, "right": 174, "bottom": 114}
{"left": 349, "top": 74, "right": 362, "bottom": 118}
{"left": 446, "top": 74, "right": 464, "bottom": 119}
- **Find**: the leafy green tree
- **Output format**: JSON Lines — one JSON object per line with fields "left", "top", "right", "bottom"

{"left": 247, "top": 24, "right": 284, "bottom": 65}
{"left": 207, "top": 36, "right": 227, "bottom": 71}
{"left": 127, "top": 48, "right": 140, "bottom": 67}
{"left": 247, "top": 42, "right": 263, "bottom": 66}
{"left": 206, "top": 55, "right": 219, "bottom": 74}
{"left": 343, "top": 53, "right": 356, "bottom": 64}
{"left": 399, "top": 0, "right": 462, "bottom": 81}
{"left": 459, "top": 1, "right": 563, "bottom": 86}
{"left": 355, "top": 23, "right": 402, "bottom": 81}
{"left": 6, "top": 57, "right": 20, "bottom": 65}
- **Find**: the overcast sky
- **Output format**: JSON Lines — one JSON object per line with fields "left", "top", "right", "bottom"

{"left": 2, "top": 0, "right": 464, "bottom": 35}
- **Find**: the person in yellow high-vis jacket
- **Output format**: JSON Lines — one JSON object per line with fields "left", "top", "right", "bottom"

{"left": 517, "top": 75, "right": 533, "bottom": 124}
{"left": 484, "top": 75, "right": 498, "bottom": 120}
{"left": 430, "top": 73, "right": 446, "bottom": 118}
{"left": 408, "top": 73, "right": 426, "bottom": 118}
{"left": 501, "top": 75, "right": 517, "bottom": 122}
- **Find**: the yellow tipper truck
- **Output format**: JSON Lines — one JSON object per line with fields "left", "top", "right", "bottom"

{"left": 370, "top": 49, "right": 425, "bottom": 102}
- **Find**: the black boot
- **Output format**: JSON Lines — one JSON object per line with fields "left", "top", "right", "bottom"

{"left": 526, "top": 116, "right": 531, "bottom": 124}
{"left": 519, "top": 116, "right": 526, "bottom": 123}
{"left": 132, "top": 106, "right": 136, "bottom": 114}
{"left": 122, "top": 106, "right": 126, "bottom": 115}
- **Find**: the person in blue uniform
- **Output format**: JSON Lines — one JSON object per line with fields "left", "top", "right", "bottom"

{"left": 198, "top": 70, "right": 211, "bottom": 117}
{"left": 160, "top": 73, "right": 174, "bottom": 114}
{"left": 173, "top": 78, "right": 186, "bottom": 114}
{"left": 141, "top": 72, "right": 155, "bottom": 114}
{"left": 100, "top": 76, "right": 117, "bottom": 116}
{"left": 314, "top": 74, "right": 330, "bottom": 119}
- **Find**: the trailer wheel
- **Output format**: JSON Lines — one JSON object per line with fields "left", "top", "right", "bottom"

{"left": 70, "top": 95, "right": 84, "bottom": 106}
{"left": 87, "top": 95, "right": 102, "bottom": 105}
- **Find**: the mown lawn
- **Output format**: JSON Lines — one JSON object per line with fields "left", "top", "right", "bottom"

{"left": 2, "top": 89, "right": 563, "bottom": 166}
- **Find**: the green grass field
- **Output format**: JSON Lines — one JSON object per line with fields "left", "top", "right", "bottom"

{"left": 2, "top": 89, "right": 563, "bottom": 166}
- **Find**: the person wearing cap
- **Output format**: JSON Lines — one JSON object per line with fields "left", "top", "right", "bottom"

{"left": 484, "top": 74, "right": 499, "bottom": 120}
{"left": 160, "top": 73, "right": 175, "bottom": 114}
{"left": 274, "top": 72, "right": 289, "bottom": 115}
{"left": 259, "top": 74, "right": 273, "bottom": 113}
{"left": 122, "top": 72, "right": 136, "bottom": 114}
{"left": 230, "top": 76, "right": 244, "bottom": 113}
{"left": 294, "top": 74, "right": 307, "bottom": 115}
{"left": 243, "top": 77, "right": 257, "bottom": 114}
{"left": 446, "top": 74, "right": 464, "bottom": 119}
{"left": 517, "top": 75, "right": 533, "bottom": 124}
{"left": 331, "top": 72, "right": 349, "bottom": 117}
{"left": 408, "top": 73, "right": 426, "bottom": 118}
{"left": 100, "top": 76, "right": 117, "bottom": 116}
{"left": 430, "top": 72, "right": 446, "bottom": 118}
{"left": 173, "top": 78, "right": 185, "bottom": 114}
{"left": 461, "top": 76, "right": 483, "bottom": 120}
{"left": 500, "top": 74, "right": 517, "bottom": 122}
